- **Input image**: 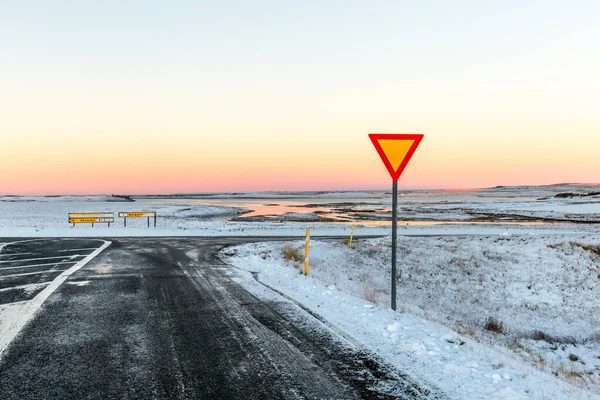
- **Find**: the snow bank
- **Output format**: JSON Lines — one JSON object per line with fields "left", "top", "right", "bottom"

{"left": 223, "top": 235, "right": 600, "bottom": 399}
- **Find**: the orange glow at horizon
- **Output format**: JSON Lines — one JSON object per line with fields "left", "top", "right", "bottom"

{"left": 2, "top": 121, "right": 599, "bottom": 195}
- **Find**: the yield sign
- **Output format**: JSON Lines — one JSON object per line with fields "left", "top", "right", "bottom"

{"left": 369, "top": 134, "right": 424, "bottom": 182}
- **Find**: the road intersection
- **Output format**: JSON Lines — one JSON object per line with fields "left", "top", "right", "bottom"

{"left": 0, "top": 237, "right": 441, "bottom": 399}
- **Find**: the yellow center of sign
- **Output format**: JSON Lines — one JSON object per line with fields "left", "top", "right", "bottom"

{"left": 377, "top": 139, "right": 414, "bottom": 171}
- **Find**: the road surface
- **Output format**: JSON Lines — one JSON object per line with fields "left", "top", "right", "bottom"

{"left": 0, "top": 238, "right": 442, "bottom": 399}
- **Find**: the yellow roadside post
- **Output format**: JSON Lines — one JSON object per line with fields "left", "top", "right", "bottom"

{"left": 304, "top": 228, "right": 310, "bottom": 276}
{"left": 348, "top": 224, "right": 355, "bottom": 248}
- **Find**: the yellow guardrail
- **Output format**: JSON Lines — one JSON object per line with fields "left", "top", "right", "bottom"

{"left": 118, "top": 211, "right": 157, "bottom": 227}
{"left": 68, "top": 213, "right": 114, "bottom": 227}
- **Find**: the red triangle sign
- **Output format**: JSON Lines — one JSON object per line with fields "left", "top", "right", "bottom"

{"left": 369, "top": 133, "right": 423, "bottom": 182}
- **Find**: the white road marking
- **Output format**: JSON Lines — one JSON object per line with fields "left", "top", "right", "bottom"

{"left": 0, "top": 282, "right": 52, "bottom": 292}
{"left": 0, "top": 253, "right": 32, "bottom": 257}
{"left": 66, "top": 280, "right": 90, "bottom": 286}
{"left": 94, "top": 265, "right": 113, "bottom": 274}
{"left": 0, "top": 261, "right": 78, "bottom": 271}
{"left": 57, "top": 248, "right": 98, "bottom": 252}
{"left": 0, "top": 240, "right": 111, "bottom": 358}
{"left": 0, "top": 269, "right": 69, "bottom": 279}
{"left": 0, "top": 255, "right": 84, "bottom": 264}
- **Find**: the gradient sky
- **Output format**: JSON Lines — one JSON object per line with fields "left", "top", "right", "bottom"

{"left": 1, "top": 1, "right": 599, "bottom": 195}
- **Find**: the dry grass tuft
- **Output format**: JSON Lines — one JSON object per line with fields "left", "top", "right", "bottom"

{"left": 376, "top": 287, "right": 390, "bottom": 295}
{"left": 340, "top": 239, "right": 351, "bottom": 247}
{"left": 530, "top": 330, "right": 577, "bottom": 345}
{"left": 454, "top": 323, "right": 477, "bottom": 339}
{"left": 571, "top": 242, "right": 600, "bottom": 256}
{"left": 564, "top": 369, "right": 586, "bottom": 387}
{"left": 548, "top": 242, "right": 600, "bottom": 256}
{"left": 533, "top": 353, "right": 547, "bottom": 370}
{"left": 484, "top": 317, "right": 505, "bottom": 334}
{"left": 364, "top": 248, "right": 378, "bottom": 256}
{"left": 282, "top": 244, "right": 303, "bottom": 262}
{"left": 362, "top": 288, "right": 377, "bottom": 303}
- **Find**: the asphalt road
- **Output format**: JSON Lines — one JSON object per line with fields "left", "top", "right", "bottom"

{"left": 0, "top": 238, "right": 105, "bottom": 305}
{"left": 0, "top": 238, "right": 442, "bottom": 400}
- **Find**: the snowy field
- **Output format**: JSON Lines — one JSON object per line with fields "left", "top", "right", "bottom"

{"left": 137, "top": 185, "right": 600, "bottom": 224}
{"left": 223, "top": 234, "right": 600, "bottom": 399}
{"left": 396, "top": 185, "right": 600, "bottom": 224}
{"left": 0, "top": 194, "right": 390, "bottom": 237}
{"left": 1, "top": 186, "right": 600, "bottom": 237}
{"left": 0, "top": 195, "right": 242, "bottom": 234}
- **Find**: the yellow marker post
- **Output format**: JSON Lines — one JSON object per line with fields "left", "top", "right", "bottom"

{"left": 348, "top": 224, "right": 355, "bottom": 248}
{"left": 304, "top": 228, "right": 310, "bottom": 276}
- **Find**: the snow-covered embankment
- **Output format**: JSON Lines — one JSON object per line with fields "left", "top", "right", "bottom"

{"left": 223, "top": 234, "right": 600, "bottom": 400}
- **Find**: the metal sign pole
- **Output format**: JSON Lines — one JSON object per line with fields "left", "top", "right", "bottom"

{"left": 368, "top": 133, "right": 423, "bottom": 311}
{"left": 391, "top": 180, "right": 398, "bottom": 311}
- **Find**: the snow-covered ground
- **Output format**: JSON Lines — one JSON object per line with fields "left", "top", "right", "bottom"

{"left": 222, "top": 234, "right": 600, "bottom": 399}
{"left": 419, "top": 198, "right": 600, "bottom": 223}
{"left": 0, "top": 195, "right": 243, "bottom": 228}
{"left": 0, "top": 192, "right": 599, "bottom": 237}
{"left": 0, "top": 195, "right": 390, "bottom": 237}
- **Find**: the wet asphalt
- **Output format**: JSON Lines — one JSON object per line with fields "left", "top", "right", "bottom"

{"left": 0, "top": 238, "right": 443, "bottom": 400}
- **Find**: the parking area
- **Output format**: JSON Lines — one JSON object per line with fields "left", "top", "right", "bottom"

{"left": 0, "top": 239, "right": 106, "bottom": 305}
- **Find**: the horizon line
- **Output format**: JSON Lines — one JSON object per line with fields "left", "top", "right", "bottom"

{"left": 2, "top": 182, "right": 600, "bottom": 197}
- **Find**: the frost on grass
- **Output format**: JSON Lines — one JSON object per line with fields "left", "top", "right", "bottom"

{"left": 274, "top": 235, "right": 600, "bottom": 393}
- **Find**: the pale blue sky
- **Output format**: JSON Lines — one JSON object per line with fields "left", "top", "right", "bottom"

{"left": 4, "top": 1, "right": 599, "bottom": 86}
